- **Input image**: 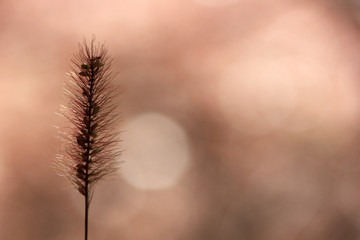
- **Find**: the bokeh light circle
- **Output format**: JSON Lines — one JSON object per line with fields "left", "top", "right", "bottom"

{"left": 121, "top": 112, "right": 191, "bottom": 190}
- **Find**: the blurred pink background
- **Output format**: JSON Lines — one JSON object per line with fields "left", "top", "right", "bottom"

{"left": 2, "top": 0, "right": 360, "bottom": 239}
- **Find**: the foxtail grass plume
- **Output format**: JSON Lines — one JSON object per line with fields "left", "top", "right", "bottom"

{"left": 55, "top": 38, "right": 121, "bottom": 240}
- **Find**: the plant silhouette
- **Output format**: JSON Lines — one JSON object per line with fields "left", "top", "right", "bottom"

{"left": 55, "top": 37, "right": 121, "bottom": 240}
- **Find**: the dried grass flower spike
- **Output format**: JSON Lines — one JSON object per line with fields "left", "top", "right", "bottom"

{"left": 55, "top": 38, "right": 121, "bottom": 240}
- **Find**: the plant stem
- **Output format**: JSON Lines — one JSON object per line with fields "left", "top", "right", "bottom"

{"left": 85, "top": 191, "right": 88, "bottom": 240}
{"left": 84, "top": 98, "right": 92, "bottom": 239}
{"left": 84, "top": 61, "right": 95, "bottom": 240}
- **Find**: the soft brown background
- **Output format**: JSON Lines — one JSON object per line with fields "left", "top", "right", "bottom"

{"left": 2, "top": 0, "right": 360, "bottom": 239}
